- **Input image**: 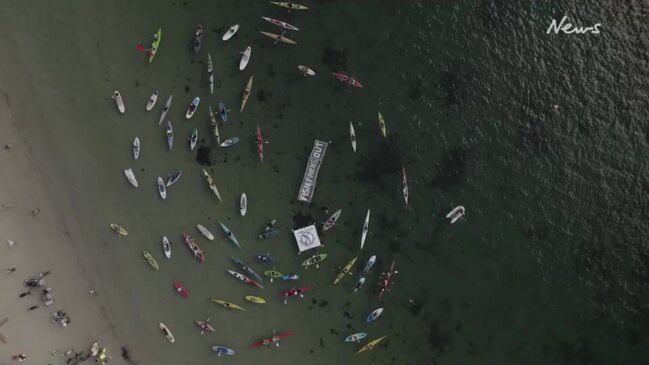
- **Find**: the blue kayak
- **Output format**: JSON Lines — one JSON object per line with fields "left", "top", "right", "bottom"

{"left": 212, "top": 346, "right": 235, "bottom": 356}
{"left": 219, "top": 221, "right": 241, "bottom": 249}
{"left": 256, "top": 254, "right": 274, "bottom": 263}
{"left": 231, "top": 256, "right": 263, "bottom": 282}
{"left": 218, "top": 102, "right": 227, "bottom": 122}
{"left": 366, "top": 307, "right": 384, "bottom": 323}
{"left": 220, "top": 137, "right": 239, "bottom": 147}
{"left": 281, "top": 274, "right": 299, "bottom": 281}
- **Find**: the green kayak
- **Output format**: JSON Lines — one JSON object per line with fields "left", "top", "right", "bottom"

{"left": 302, "top": 253, "right": 327, "bottom": 268}
{"left": 264, "top": 270, "right": 283, "bottom": 282}
{"left": 149, "top": 28, "right": 161, "bottom": 63}
{"left": 143, "top": 250, "right": 159, "bottom": 270}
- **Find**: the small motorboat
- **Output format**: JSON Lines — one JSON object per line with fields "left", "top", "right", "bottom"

{"left": 189, "top": 128, "right": 198, "bottom": 151}
{"left": 446, "top": 206, "right": 465, "bottom": 223}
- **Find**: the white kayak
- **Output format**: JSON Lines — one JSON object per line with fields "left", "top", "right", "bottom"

{"left": 157, "top": 177, "right": 167, "bottom": 200}
{"left": 208, "top": 53, "right": 214, "bottom": 94}
{"left": 239, "top": 46, "right": 251, "bottom": 71}
{"left": 349, "top": 121, "right": 356, "bottom": 153}
{"left": 298, "top": 65, "right": 316, "bottom": 76}
{"left": 124, "top": 168, "right": 138, "bottom": 188}
{"left": 446, "top": 206, "right": 465, "bottom": 224}
{"left": 158, "top": 94, "right": 173, "bottom": 125}
{"left": 189, "top": 128, "right": 198, "bottom": 151}
{"left": 240, "top": 193, "right": 247, "bottom": 216}
{"left": 146, "top": 91, "right": 158, "bottom": 111}
{"left": 112, "top": 91, "right": 125, "bottom": 114}
{"left": 133, "top": 137, "right": 140, "bottom": 160}
{"left": 197, "top": 224, "right": 215, "bottom": 241}
{"left": 165, "top": 121, "right": 173, "bottom": 151}
{"left": 360, "top": 209, "right": 370, "bottom": 250}
{"left": 162, "top": 236, "right": 171, "bottom": 259}
{"left": 185, "top": 97, "right": 200, "bottom": 119}
{"left": 159, "top": 323, "right": 175, "bottom": 343}
{"left": 222, "top": 24, "right": 239, "bottom": 41}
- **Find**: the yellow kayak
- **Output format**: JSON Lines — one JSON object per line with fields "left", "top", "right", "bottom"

{"left": 149, "top": 28, "right": 161, "bottom": 63}
{"left": 142, "top": 251, "right": 159, "bottom": 270}
{"left": 270, "top": 1, "right": 309, "bottom": 10}
{"left": 110, "top": 223, "right": 128, "bottom": 236}
{"left": 245, "top": 295, "right": 266, "bottom": 304}
{"left": 240, "top": 75, "right": 253, "bottom": 112}
{"left": 356, "top": 336, "right": 387, "bottom": 354}
{"left": 378, "top": 111, "right": 387, "bottom": 138}
{"left": 333, "top": 256, "right": 358, "bottom": 285}
{"left": 210, "top": 299, "right": 246, "bottom": 311}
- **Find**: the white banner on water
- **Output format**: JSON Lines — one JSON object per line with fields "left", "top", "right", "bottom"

{"left": 293, "top": 225, "right": 322, "bottom": 253}
{"left": 297, "top": 139, "right": 328, "bottom": 203}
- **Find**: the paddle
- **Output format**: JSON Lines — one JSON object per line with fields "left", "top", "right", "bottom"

{"left": 136, "top": 44, "right": 152, "bottom": 53}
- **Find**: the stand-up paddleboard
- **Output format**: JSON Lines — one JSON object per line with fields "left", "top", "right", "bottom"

{"left": 133, "top": 137, "right": 140, "bottom": 160}
{"left": 146, "top": 91, "right": 158, "bottom": 111}
{"left": 197, "top": 224, "right": 215, "bottom": 241}
{"left": 162, "top": 236, "right": 171, "bottom": 259}
{"left": 239, "top": 46, "right": 251, "bottom": 71}
{"left": 148, "top": 28, "right": 161, "bottom": 63}
{"left": 349, "top": 121, "right": 356, "bottom": 152}
{"left": 158, "top": 94, "right": 173, "bottom": 125}
{"left": 240, "top": 193, "right": 247, "bottom": 216}
{"left": 124, "top": 168, "right": 138, "bottom": 188}
{"left": 259, "top": 31, "right": 297, "bottom": 44}
{"left": 240, "top": 75, "right": 253, "bottom": 112}
{"left": 222, "top": 24, "right": 239, "bottom": 41}
{"left": 157, "top": 177, "right": 167, "bottom": 200}
{"left": 159, "top": 322, "right": 175, "bottom": 343}
{"left": 185, "top": 97, "right": 200, "bottom": 119}
{"left": 298, "top": 65, "right": 316, "bottom": 76}
{"left": 112, "top": 91, "right": 125, "bottom": 114}
{"left": 261, "top": 16, "right": 299, "bottom": 31}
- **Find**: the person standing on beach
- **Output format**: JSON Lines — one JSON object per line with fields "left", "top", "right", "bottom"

{"left": 5, "top": 267, "right": 16, "bottom": 274}
{"left": 27, "top": 305, "right": 38, "bottom": 311}
{"left": 18, "top": 290, "right": 31, "bottom": 298}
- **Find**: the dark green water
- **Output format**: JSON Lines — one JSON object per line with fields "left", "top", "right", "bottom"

{"left": 1, "top": 0, "right": 648, "bottom": 364}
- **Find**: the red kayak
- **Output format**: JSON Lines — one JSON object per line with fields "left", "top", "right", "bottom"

{"left": 228, "top": 270, "right": 263, "bottom": 289}
{"left": 183, "top": 234, "right": 205, "bottom": 262}
{"left": 174, "top": 281, "right": 189, "bottom": 298}
{"left": 249, "top": 330, "right": 295, "bottom": 348}
{"left": 279, "top": 287, "right": 311, "bottom": 303}
{"left": 331, "top": 72, "right": 363, "bottom": 88}
{"left": 378, "top": 259, "right": 397, "bottom": 300}
{"left": 256, "top": 126, "right": 264, "bottom": 162}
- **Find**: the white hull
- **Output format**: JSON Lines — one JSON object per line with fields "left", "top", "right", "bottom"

{"left": 158, "top": 95, "right": 173, "bottom": 125}
{"left": 298, "top": 65, "right": 316, "bottom": 76}
{"left": 166, "top": 121, "right": 173, "bottom": 151}
{"left": 349, "top": 121, "right": 356, "bottom": 153}
{"left": 446, "top": 206, "right": 465, "bottom": 224}
{"left": 197, "top": 224, "right": 215, "bottom": 241}
{"left": 185, "top": 97, "right": 200, "bottom": 119}
{"left": 360, "top": 209, "right": 370, "bottom": 250}
{"left": 157, "top": 177, "right": 167, "bottom": 200}
{"left": 113, "top": 91, "right": 125, "bottom": 114}
{"left": 162, "top": 236, "right": 171, "bottom": 259}
{"left": 146, "top": 91, "right": 158, "bottom": 111}
{"left": 133, "top": 137, "right": 140, "bottom": 160}
{"left": 159, "top": 323, "right": 175, "bottom": 343}
{"left": 240, "top": 193, "right": 247, "bottom": 216}
{"left": 222, "top": 24, "right": 239, "bottom": 41}
{"left": 239, "top": 46, "right": 251, "bottom": 71}
{"left": 124, "top": 168, "right": 138, "bottom": 188}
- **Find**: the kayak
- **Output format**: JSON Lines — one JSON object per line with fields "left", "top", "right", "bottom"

{"left": 227, "top": 270, "right": 263, "bottom": 288}
{"left": 208, "top": 106, "right": 221, "bottom": 145}
{"left": 231, "top": 256, "right": 263, "bottom": 282}
{"left": 333, "top": 256, "right": 357, "bottom": 285}
{"left": 332, "top": 72, "right": 363, "bottom": 88}
{"left": 220, "top": 137, "right": 239, "bottom": 147}
{"left": 257, "top": 227, "right": 280, "bottom": 240}
{"left": 264, "top": 270, "right": 283, "bottom": 282}
{"left": 157, "top": 177, "right": 167, "bottom": 200}
{"left": 158, "top": 94, "right": 173, "bottom": 125}
{"left": 222, "top": 24, "right": 239, "bottom": 41}
{"left": 197, "top": 224, "right": 215, "bottom": 241}
{"left": 245, "top": 295, "right": 266, "bottom": 304}
{"left": 189, "top": 128, "right": 198, "bottom": 151}
{"left": 360, "top": 209, "right": 370, "bottom": 250}
{"left": 353, "top": 276, "right": 366, "bottom": 292}
{"left": 212, "top": 346, "right": 235, "bottom": 356}
{"left": 112, "top": 91, "right": 125, "bottom": 114}
{"left": 165, "top": 170, "right": 182, "bottom": 187}
{"left": 322, "top": 209, "right": 342, "bottom": 231}
{"left": 302, "top": 253, "right": 327, "bottom": 269}
{"left": 124, "top": 168, "right": 139, "bottom": 188}
{"left": 207, "top": 53, "right": 213, "bottom": 94}
{"left": 256, "top": 126, "right": 264, "bottom": 162}
{"left": 133, "top": 137, "right": 140, "bottom": 160}
{"left": 349, "top": 121, "right": 356, "bottom": 152}
{"left": 159, "top": 322, "right": 175, "bottom": 343}
{"left": 362, "top": 255, "right": 376, "bottom": 273}
{"left": 193, "top": 24, "right": 203, "bottom": 53}
{"left": 219, "top": 221, "right": 241, "bottom": 249}
{"left": 281, "top": 274, "right": 299, "bottom": 281}
{"left": 149, "top": 28, "right": 161, "bottom": 63}
{"left": 211, "top": 299, "right": 246, "bottom": 311}
{"left": 279, "top": 287, "right": 311, "bottom": 300}
{"left": 195, "top": 319, "right": 215, "bottom": 334}
{"left": 345, "top": 332, "right": 367, "bottom": 343}
{"left": 110, "top": 223, "right": 128, "bottom": 236}
{"left": 173, "top": 281, "right": 189, "bottom": 298}
{"left": 162, "top": 236, "right": 171, "bottom": 259}
{"left": 256, "top": 254, "right": 274, "bottom": 263}
{"left": 366, "top": 308, "right": 383, "bottom": 323}
{"left": 446, "top": 206, "right": 465, "bottom": 223}
{"left": 143, "top": 251, "right": 159, "bottom": 270}
{"left": 201, "top": 169, "right": 222, "bottom": 202}
{"left": 183, "top": 234, "right": 205, "bottom": 262}
{"left": 355, "top": 336, "right": 387, "bottom": 354}
{"left": 298, "top": 65, "right": 316, "bottom": 76}
{"left": 250, "top": 331, "right": 295, "bottom": 348}
{"left": 185, "top": 97, "right": 200, "bottom": 119}
{"left": 240, "top": 75, "right": 253, "bottom": 112}
{"left": 240, "top": 193, "right": 247, "bottom": 216}
{"left": 259, "top": 31, "right": 297, "bottom": 45}
{"left": 378, "top": 259, "right": 397, "bottom": 299}
{"left": 378, "top": 111, "right": 387, "bottom": 137}
{"left": 262, "top": 219, "right": 277, "bottom": 233}
{"left": 270, "top": 1, "right": 309, "bottom": 10}
{"left": 401, "top": 164, "right": 408, "bottom": 204}
{"left": 218, "top": 102, "right": 227, "bottom": 122}
{"left": 165, "top": 121, "right": 173, "bottom": 151}
{"left": 239, "top": 46, "right": 251, "bottom": 71}
{"left": 146, "top": 91, "right": 158, "bottom": 111}
{"left": 261, "top": 16, "right": 299, "bottom": 31}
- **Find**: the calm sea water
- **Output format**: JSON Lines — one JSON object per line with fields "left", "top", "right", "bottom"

{"left": 1, "top": 0, "right": 648, "bottom": 364}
